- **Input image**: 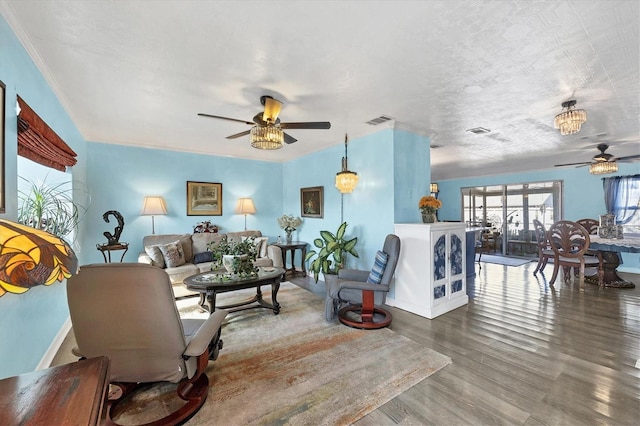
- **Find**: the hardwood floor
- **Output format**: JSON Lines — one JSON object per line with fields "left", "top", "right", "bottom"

{"left": 291, "top": 261, "right": 640, "bottom": 425}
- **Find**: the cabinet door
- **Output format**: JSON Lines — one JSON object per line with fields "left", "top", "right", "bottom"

{"left": 449, "top": 229, "right": 465, "bottom": 295}
{"left": 432, "top": 231, "right": 448, "bottom": 304}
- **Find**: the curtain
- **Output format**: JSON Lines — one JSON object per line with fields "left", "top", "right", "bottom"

{"left": 602, "top": 174, "right": 640, "bottom": 224}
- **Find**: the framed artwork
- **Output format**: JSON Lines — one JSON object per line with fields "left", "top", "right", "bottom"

{"left": 186, "top": 181, "right": 222, "bottom": 216}
{"left": 0, "top": 80, "right": 5, "bottom": 213}
{"left": 300, "top": 186, "right": 323, "bottom": 218}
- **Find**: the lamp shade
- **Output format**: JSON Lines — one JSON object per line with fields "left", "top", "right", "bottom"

{"left": 141, "top": 196, "right": 167, "bottom": 216}
{"left": 235, "top": 198, "right": 256, "bottom": 215}
{"left": 0, "top": 219, "right": 78, "bottom": 297}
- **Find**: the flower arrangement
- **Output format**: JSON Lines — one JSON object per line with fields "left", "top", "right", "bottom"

{"left": 277, "top": 214, "right": 303, "bottom": 233}
{"left": 418, "top": 195, "right": 442, "bottom": 213}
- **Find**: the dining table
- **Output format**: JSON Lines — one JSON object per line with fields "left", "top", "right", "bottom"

{"left": 587, "top": 235, "right": 639, "bottom": 288}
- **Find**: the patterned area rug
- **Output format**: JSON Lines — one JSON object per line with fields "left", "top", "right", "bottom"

{"left": 112, "top": 283, "right": 451, "bottom": 425}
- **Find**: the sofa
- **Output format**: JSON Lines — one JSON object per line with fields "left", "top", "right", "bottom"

{"left": 138, "top": 230, "right": 283, "bottom": 290}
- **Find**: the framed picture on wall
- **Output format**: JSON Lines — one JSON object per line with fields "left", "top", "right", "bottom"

{"left": 300, "top": 186, "right": 323, "bottom": 218}
{"left": 187, "top": 181, "right": 222, "bottom": 216}
{"left": 0, "top": 80, "right": 5, "bottom": 213}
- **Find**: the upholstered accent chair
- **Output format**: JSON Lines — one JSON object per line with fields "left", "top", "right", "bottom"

{"left": 67, "top": 263, "right": 227, "bottom": 426}
{"left": 547, "top": 221, "right": 604, "bottom": 286}
{"left": 532, "top": 219, "right": 554, "bottom": 275}
{"left": 325, "top": 234, "right": 401, "bottom": 329}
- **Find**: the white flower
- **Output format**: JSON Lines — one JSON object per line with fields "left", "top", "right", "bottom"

{"left": 277, "top": 214, "right": 303, "bottom": 230}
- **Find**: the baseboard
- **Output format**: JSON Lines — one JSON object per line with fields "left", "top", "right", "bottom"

{"left": 36, "top": 316, "right": 72, "bottom": 370}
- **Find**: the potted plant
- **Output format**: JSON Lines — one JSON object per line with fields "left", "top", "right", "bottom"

{"left": 277, "top": 214, "right": 303, "bottom": 244}
{"left": 207, "top": 235, "right": 258, "bottom": 276}
{"left": 304, "top": 221, "right": 359, "bottom": 283}
{"left": 17, "top": 176, "right": 90, "bottom": 243}
{"left": 418, "top": 195, "right": 442, "bottom": 223}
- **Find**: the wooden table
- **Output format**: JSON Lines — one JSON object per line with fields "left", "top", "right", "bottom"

{"left": 96, "top": 242, "right": 129, "bottom": 262}
{"left": 273, "top": 241, "right": 308, "bottom": 278}
{"left": 184, "top": 267, "right": 285, "bottom": 314}
{"left": 587, "top": 235, "right": 639, "bottom": 288}
{"left": 0, "top": 356, "right": 110, "bottom": 426}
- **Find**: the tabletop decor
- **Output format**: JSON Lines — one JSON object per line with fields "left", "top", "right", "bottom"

{"left": 207, "top": 235, "right": 258, "bottom": 276}
{"left": 277, "top": 214, "right": 303, "bottom": 243}
{"left": 419, "top": 195, "right": 442, "bottom": 223}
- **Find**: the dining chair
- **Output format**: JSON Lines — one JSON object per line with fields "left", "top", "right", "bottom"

{"left": 532, "top": 219, "right": 553, "bottom": 275}
{"left": 576, "top": 218, "right": 599, "bottom": 235}
{"left": 547, "top": 221, "right": 604, "bottom": 286}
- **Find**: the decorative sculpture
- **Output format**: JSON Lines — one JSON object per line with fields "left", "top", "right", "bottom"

{"left": 194, "top": 221, "right": 219, "bottom": 233}
{"left": 102, "top": 210, "right": 125, "bottom": 246}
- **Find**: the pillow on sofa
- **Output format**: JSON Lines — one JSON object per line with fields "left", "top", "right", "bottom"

{"left": 366, "top": 250, "right": 388, "bottom": 284}
{"left": 158, "top": 240, "right": 186, "bottom": 268}
{"left": 193, "top": 251, "right": 214, "bottom": 264}
{"left": 145, "top": 245, "right": 166, "bottom": 268}
{"left": 242, "top": 236, "right": 269, "bottom": 258}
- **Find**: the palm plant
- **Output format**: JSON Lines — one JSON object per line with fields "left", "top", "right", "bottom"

{"left": 304, "top": 221, "right": 359, "bottom": 282}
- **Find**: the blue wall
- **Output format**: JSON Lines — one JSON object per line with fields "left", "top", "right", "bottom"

{"left": 435, "top": 163, "right": 640, "bottom": 222}
{"left": 0, "top": 15, "right": 88, "bottom": 379}
{"left": 81, "top": 142, "right": 284, "bottom": 265}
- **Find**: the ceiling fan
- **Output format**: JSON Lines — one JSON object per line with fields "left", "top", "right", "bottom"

{"left": 198, "top": 95, "right": 331, "bottom": 146}
{"left": 554, "top": 143, "right": 640, "bottom": 168}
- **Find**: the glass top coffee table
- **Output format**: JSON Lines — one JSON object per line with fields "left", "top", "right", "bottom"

{"left": 184, "top": 267, "right": 285, "bottom": 315}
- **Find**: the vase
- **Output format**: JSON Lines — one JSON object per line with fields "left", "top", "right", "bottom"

{"left": 422, "top": 211, "right": 437, "bottom": 224}
{"left": 285, "top": 229, "right": 293, "bottom": 244}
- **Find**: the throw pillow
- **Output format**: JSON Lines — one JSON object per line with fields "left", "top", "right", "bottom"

{"left": 158, "top": 240, "right": 186, "bottom": 268}
{"left": 193, "top": 251, "right": 214, "bottom": 264}
{"left": 145, "top": 245, "right": 166, "bottom": 268}
{"left": 366, "top": 250, "right": 388, "bottom": 284}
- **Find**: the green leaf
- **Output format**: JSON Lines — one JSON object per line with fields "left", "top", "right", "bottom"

{"left": 313, "top": 238, "right": 325, "bottom": 248}
{"left": 304, "top": 250, "right": 317, "bottom": 262}
{"left": 343, "top": 237, "right": 358, "bottom": 251}
{"left": 326, "top": 241, "right": 339, "bottom": 253}
{"left": 320, "top": 230, "right": 336, "bottom": 243}
{"left": 336, "top": 222, "right": 347, "bottom": 240}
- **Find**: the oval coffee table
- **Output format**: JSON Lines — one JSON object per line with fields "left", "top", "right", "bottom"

{"left": 184, "top": 267, "right": 285, "bottom": 315}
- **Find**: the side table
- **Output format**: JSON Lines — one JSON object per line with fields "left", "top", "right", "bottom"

{"left": 97, "top": 242, "right": 129, "bottom": 263}
{"left": 0, "top": 356, "right": 110, "bottom": 426}
{"left": 273, "top": 241, "right": 308, "bottom": 278}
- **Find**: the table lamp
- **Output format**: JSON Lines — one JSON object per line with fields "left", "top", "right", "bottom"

{"left": 235, "top": 198, "right": 256, "bottom": 230}
{"left": 0, "top": 219, "right": 78, "bottom": 297}
{"left": 141, "top": 196, "right": 167, "bottom": 234}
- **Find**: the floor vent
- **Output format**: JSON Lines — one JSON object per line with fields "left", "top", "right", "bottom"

{"left": 366, "top": 115, "right": 394, "bottom": 125}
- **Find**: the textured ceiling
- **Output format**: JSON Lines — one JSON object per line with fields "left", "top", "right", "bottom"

{"left": 1, "top": 0, "right": 639, "bottom": 180}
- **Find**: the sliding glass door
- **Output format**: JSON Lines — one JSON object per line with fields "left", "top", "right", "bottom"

{"left": 462, "top": 180, "right": 562, "bottom": 257}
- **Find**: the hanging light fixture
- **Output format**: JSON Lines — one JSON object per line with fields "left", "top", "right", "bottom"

{"left": 589, "top": 161, "right": 618, "bottom": 175}
{"left": 335, "top": 133, "right": 358, "bottom": 193}
{"left": 250, "top": 126, "right": 284, "bottom": 150}
{"left": 554, "top": 100, "right": 587, "bottom": 135}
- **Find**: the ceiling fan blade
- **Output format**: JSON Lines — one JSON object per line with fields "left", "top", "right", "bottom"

{"left": 262, "top": 96, "right": 283, "bottom": 123}
{"left": 284, "top": 133, "right": 297, "bottom": 144}
{"left": 615, "top": 154, "right": 640, "bottom": 162}
{"left": 280, "top": 121, "right": 331, "bottom": 130}
{"left": 198, "top": 113, "right": 253, "bottom": 126}
{"left": 226, "top": 130, "right": 251, "bottom": 139}
{"left": 554, "top": 161, "right": 592, "bottom": 167}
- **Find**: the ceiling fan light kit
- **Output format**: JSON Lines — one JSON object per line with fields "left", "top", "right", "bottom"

{"left": 199, "top": 95, "right": 330, "bottom": 150}
{"left": 554, "top": 100, "right": 587, "bottom": 135}
{"left": 589, "top": 161, "right": 618, "bottom": 175}
{"left": 250, "top": 126, "right": 284, "bottom": 150}
{"left": 335, "top": 134, "right": 359, "bottom": 193}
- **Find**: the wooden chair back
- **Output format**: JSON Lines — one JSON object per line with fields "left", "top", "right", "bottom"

{"left": 548, "top": 221, "right": 590, "bottom": 258}
{"left": 576, "top": 218, "right": 599, "bottom": 235}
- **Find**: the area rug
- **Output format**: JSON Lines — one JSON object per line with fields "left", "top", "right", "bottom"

{"left": 112, "top": 282, "right": 451, "bottom": 425}
{"left": 480, "top": 254, "right": 532, "bottom": 267}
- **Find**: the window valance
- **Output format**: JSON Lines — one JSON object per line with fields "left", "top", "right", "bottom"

{"left": 17, "top": 96, "right": 77, "bottom": 172}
